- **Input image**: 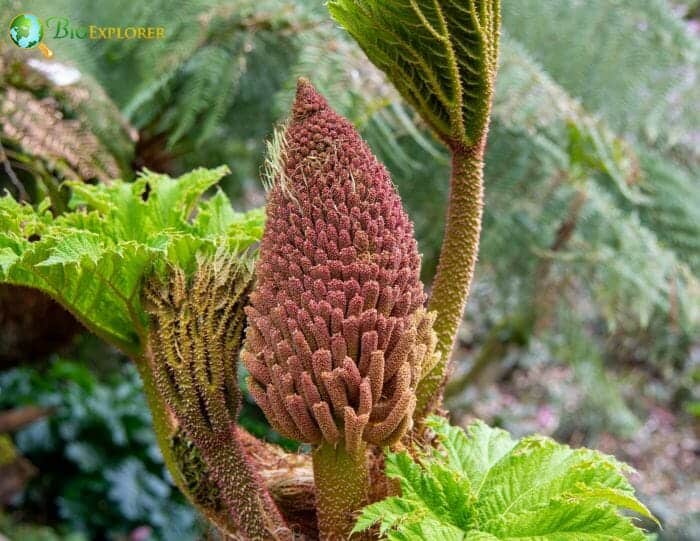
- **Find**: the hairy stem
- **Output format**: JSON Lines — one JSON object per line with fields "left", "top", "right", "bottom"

{"left": 132, "top": 354, "right": 189, "bottom": 493}
{"left": 312, "top": 442, "right": 369, "bottom": 540}
{"left": 416, "top": 143, "right": 485, "bottom": 418}
{"left": 134, "top": 354, "right": 236, "bottom": 535}
{"left": 137, "top": 352, "right": 292, "bottom": 539}
{"left": 200, "top": 428, "right": 292, "bottom": 540}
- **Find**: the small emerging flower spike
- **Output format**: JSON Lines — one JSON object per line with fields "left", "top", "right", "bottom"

{"left": 145, "top": 259, "right": 291, "bottom": 540}
{"left": 244, "top": 79, "right": 439, "bottom": 538}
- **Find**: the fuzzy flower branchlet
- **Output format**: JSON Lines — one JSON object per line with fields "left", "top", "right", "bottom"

{"left": 243, "top": 80, "right": 438, "bottom": 455}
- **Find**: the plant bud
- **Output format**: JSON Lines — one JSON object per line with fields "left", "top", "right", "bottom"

{"left": 244, "top": 80, "right": 438, "bottom": 452}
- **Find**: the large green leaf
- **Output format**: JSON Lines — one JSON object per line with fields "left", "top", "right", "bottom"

{"left": 329, "top": 0, "right": 500, "bottom": 147}
{"left": 0, "top": 166, "right": 263, "bottom": 355}
{"left": 354, "top": 417, "right": 655, "bottom": 540}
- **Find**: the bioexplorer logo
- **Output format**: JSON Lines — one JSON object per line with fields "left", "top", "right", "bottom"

{"left": 8, "top": 13, "right": 166, "bottom": 58}
{"left": 9, "top": 13, "right": 53, "bottom": 58}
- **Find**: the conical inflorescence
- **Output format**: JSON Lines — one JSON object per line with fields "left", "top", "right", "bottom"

{"left": 243, "top": 80, "right": 438, "bottom": 455}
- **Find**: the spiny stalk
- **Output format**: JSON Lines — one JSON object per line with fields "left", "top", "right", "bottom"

{"left": 144, "top": 257, "right": 291, "bottom": 540}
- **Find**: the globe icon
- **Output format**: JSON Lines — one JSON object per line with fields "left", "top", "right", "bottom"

{"left": 9, "top": 14, "right": 43, "bottom": 49}
{"left": 8, "top": 14, "right": 53, "bottom": 58}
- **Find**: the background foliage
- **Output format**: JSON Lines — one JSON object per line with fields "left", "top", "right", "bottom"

{"left": 0, "top": 355, "right": 201, "bottom": 540}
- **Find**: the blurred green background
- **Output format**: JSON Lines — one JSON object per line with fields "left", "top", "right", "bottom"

{"left": 0, "top": 0, "right": 698, "bottom": 539}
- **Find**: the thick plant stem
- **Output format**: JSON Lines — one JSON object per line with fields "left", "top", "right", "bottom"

{"left": 200, "top": 429, "right": 292, "bottom": 540}
{"left": 135, "top": 354, "right": 290, "bottom": 539}
{"left": 132, "top": 355, "right": 234, "bottom": 532}
{"left": 132, "top": 355, "right": 187, "bottom": 491}
{"left": 415, "top": 143, "right": 485, "bottom": 418}
{"left": 313, "top": 442, "right": 369, "bottom": 540}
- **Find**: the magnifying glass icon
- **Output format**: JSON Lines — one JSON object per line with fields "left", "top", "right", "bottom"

{"left": 9, "top": 14, "right": 54, "bottom": 59}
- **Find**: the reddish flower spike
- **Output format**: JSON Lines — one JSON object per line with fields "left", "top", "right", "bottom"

{"left": 244, "top": 79, "right": 438, "bottom": 452}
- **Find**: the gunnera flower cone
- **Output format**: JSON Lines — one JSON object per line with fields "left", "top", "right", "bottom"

{"left": 243, "top": 79, "right": 438, "bottom": 539}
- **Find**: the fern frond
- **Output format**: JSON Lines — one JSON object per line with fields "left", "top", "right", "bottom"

{"left": 503, "top": 0, "right": 700, "bottom": 166}
{"left": 0, "top": 45, "right": 134, "bottom": 197}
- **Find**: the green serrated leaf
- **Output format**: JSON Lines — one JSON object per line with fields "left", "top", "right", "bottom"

{"left": 0, "top": 248, "right": 19, "bottom": 274}
{"left": 37, "top": 231, "right": 104, "bottom": 267}
{"left": 357, "top": 416, "right": 655, "bottom": 540}
{"left": 486, "top": 498, "right": 647, "bottom": 541}
{"left": 0, "top": 167, "right": 262, "bottom": 356}
{"left": 426, "top": 417, "right": 515, "bottom": 490}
